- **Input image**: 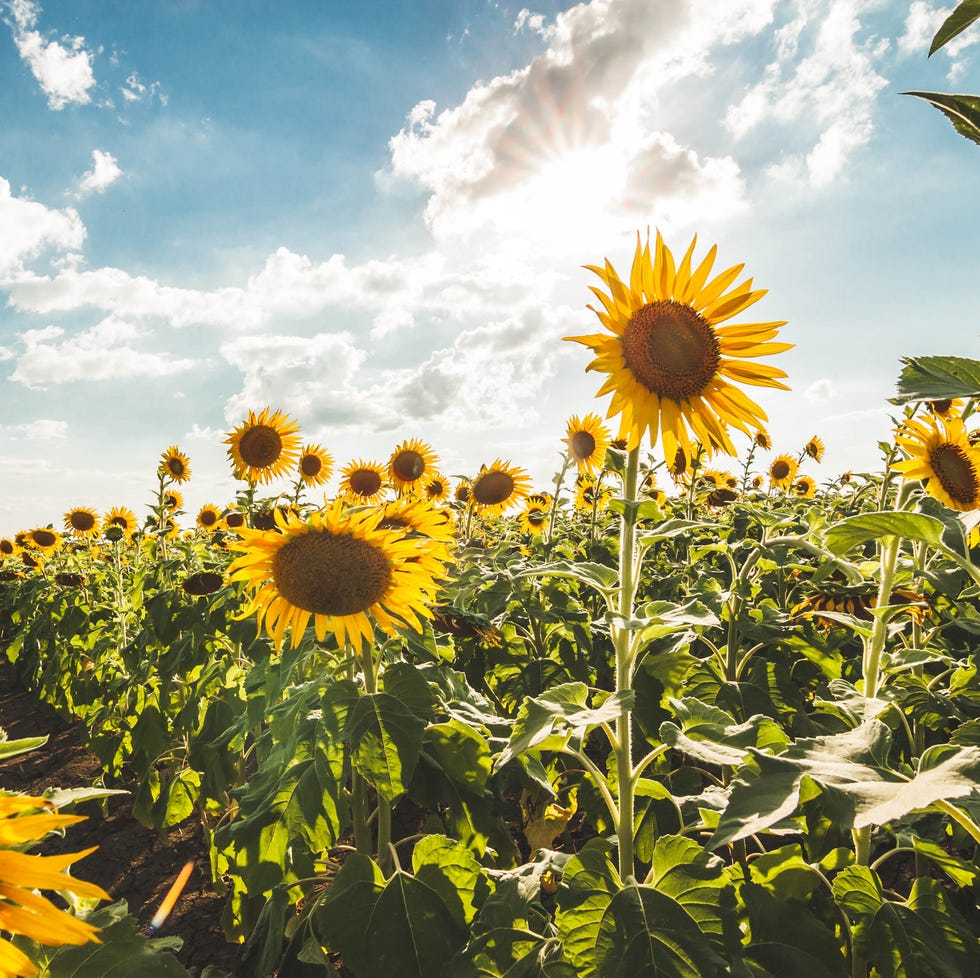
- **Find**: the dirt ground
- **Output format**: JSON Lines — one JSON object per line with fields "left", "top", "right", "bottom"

{"left": 0, "top": 663, "right": 246, "bottom": 977}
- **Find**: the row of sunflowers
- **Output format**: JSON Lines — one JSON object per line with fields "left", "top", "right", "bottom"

{"left": 1, "top": 231, "right": 979, "bottom": 977}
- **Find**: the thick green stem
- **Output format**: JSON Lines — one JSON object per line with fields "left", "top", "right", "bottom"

{"left": 614, "top": 446, "right": 640, "bottom": 881}
{"left": 358, "top": 643, "right": 393, "bottom": 875}
{"left": 545, "top": 454, "right": 573, "bottom": 550}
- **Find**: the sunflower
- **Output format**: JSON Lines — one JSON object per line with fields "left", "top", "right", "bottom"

{"left": 526, "top": 492, "right": 553, "bottom": 508}
{"left": 0, "top": 539, "right": 14, "bottom": 557}
{"left": 163, "top": 489, "right": 183, "bottom": 512}
{"left": 794, "top": 474, "right": 817, "bottom": 498}
{"left": 469, "top": 460, "right": 533, "bottom": 516}
{"left": 754, "top": 429, "right": 772, "bottom": 450}
{"left": 225, "top": 408, "right": 302, "bottom": 485}
{"left": 377, "top": 496, "right": 456, "bottom": 543}
{"left": 565, "top": 230, "right": 792, "bottom": 460}
{"left": 768, "top": 454, "right": 799, "bottom": 490}
{"left": 927, "top": 398, "right": 964, "bottom": 419}
{"left": 893, "top": 414, "right": 980, "bottom": 512}
{"left": 63, "top": 508, "right": 99, "bottom": 540}
{"left": 574, "top": 475, "right": 613, "bottom": 513}
{"left": 102, "top": 506, "right": 138, "bottom": 540}
{"left": 223, "top": 510, "right": 246, "bottom": 531}
{"left": 563, "top": 413, "right": 611, "bottom": 475}
{"left": 27, "top": 529, "right": 62, "bottom": 555}
{"left": 339, "top": 459, "right": 387, "bottom": 504}
{"left": 0, "top": 793, "right": 110, "bottom": 976}
{"left": 804, "top": 435, "right": 824, "bottom": 463}
{"left": 453, "top": 481, "right": 471, "bottom": 505}
{"left": 519, "top": 501, "right": 550, "bottom": 535}
{"left": 296, "top": 443, "right": 333, "bottom": 487}
{"left": 159, "top": 445, "right": 191, "bottom": 484}
{"left": 750, "top": 474, "right": 765, "bottom": 490}
{"left": 196, "top": 504, "right": 223, "bottom": 530}
{"left": 423, "top": 473, "right": 450, "bottom": 503}
{"left": 699, "top": 469, "right": 727, "bottom": 488}
{"left": 388, "top": 439, "right": 439, "bottom": 492}
{"left": 227, "top": 500, "right": 451, "bottom": 652}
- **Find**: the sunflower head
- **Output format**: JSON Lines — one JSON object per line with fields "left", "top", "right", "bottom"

{"left": 160, "top": 445, "right": 191, "bottom": 484}
{"left": 423, "top": 473, "right": 450, "bottom": 503}
{"left": 103, "top": 506, "right": 138, "bottom": 540}
{"left": 63, "top": 507, "right": 99, "bottom": 539}
{"left": 377, "top": 496, "right": 456, "bottom": 543}
{"left": 0, "top": 538, "right": 15, "bottom": 557}
{"left": 754, "top": 429, "right": 772, "bottom": 450}
{"left": 227, "top": 500, "right": 452, "bottom": 652}
{"left": 469, "top": 460, "right": 533, "bottom": 516}
{"left": 224, "top": 509, "right": 246, "bottom": 531}
{"left": 565, "top": 230, "right": 791, "bottom": 461}
{"left": 163, "top": 489, "right": 183, "bottom": 512}
{"left": 388, "top": 438, "right": 439, "bottom": 491}
{"left": 794, "top": 474, "right": 817, "bottom": 498}
{"left": 804, "top": 435, "right": 825, "bottom": 463}
{"left": 768, "top": 454, "right": 799, "bottom": 490}
{"left": 28, "top": 528, "right": 62, "bottom": 554}
{"left": 927, "top": 398, "right": 964, "bottom": 420}
{"left": 563, "top": 413, "right": 611, "bottom": 474}
{"left": 574, "top": 475, "right": 613, "bottom": 513}
{"left": 340, "top": 459, "right": 387, "bottom": 503}
{"left": 297, "top": 443, "right": 334, "bottom": 487}
{"left": 893, "top": 414, "right": 980, "bottom": 512}
{"left": 519, "top": 501, "right": 550, "bottom": 535}
{"left": 750, "top": 474, "right": 765, "bottom": 490}
{"left": 197, "top": 504, "right": 223, "bottom": 530}
{"left": 225, "top": 408, "right": 302, "bottom": 485}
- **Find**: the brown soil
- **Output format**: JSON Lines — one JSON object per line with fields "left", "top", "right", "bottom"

{"left": 0, "top": 663, "right": 246, "bottom": 977}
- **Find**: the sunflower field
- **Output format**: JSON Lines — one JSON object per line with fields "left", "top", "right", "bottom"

{"left": 4, "top": 8, "right": 980, "bottom": 977}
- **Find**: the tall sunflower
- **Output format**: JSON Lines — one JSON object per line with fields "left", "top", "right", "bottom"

{"left": 339, "top": 459, "right": 387, "bottom": 504}
{"left": 297, "top": 443, "right": 334, "bottom": 487}
{"left": 565, "top": 230, "right": 792, "bottom": 460}
{"left": 225, "top": 408, "right": 302, "bottom": 485}
{"left": 27, "top": 529, "right": 62, "bottom": 555}
{"left": 63, "top": 508, "right": 99, "bottom": 540}
{"left": 0, "top": 793, "right": 110, "bottom": 977}
{"left": 803, "top": 435, "right": 824, "bottom": 463}
{"left": 768, "top": 454, "right": 798, "bottom": 490}
{"left": 388, "top": 439, "right": 439, "bottom": 492}
{"left": 159, "top": 446, "right": 191, "bottom": 484}
{"left": 102, "top": 507, "right": 138, "bottom": 540}
{"left": 753, "top": 429, "right": 772, "bottom": 450}
{"left": 227, "top": 500, "right": 451, "bottom": 652}
{"left": 563, "top": 413, "right": 611, "bottom": 475}
{"left": 469, "top": 460, "right": 533, "bottom": 516}
{"left": 893, "top": 414, "right": 980, "bottom": 512}
{"left": 163, "top": 489, "right": 183, "bottom": 512}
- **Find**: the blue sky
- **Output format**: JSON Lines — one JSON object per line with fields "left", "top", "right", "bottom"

{"left": 1, "top": 0, "right": 979, "bottom": 535}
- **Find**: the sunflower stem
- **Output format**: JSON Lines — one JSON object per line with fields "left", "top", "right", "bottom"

{"left": 545, "top": 453, "right": 573, "bottom": 551}
{"left": 613, "top": 445, "right": 640, "bottom": 881}
{"left": 357, "top": 642, "right": 393, "bottom": 874}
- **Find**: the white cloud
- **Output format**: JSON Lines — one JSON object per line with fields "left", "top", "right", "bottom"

{"left": 804, "top": 378, "right": 838, "bottom": 403}
{"left": 10, "top": 315, "right": 197, "bottom": 389}
{"left": 383, "top": 0, "right": 775, "bottom": 244}
{"left": 184, "top": 423, "right": 222, "bottom": 443}
{"left": 726, "top": 0, "right": 889, "bottom": 187}
{"left": 4, "top": 0, "right": 97, "bottom": 110}
{"left": 76, "top": 149, "right": 122, "bottom": 197}
{"left": 898, "top": 2, "right": 950, "bottom": 56}
{"left": 0, "top": 346, "right": 13, "bottom": 362}
{"left": 120, "top": 70, "right": 166, "bottom": 105}
{"left": 0, "top": 177, "right": 86, "bottom": 275}
{"left": 0, "top": 418, "right": 68, "bottom": 439}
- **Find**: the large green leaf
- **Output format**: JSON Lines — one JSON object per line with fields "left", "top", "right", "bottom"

{"left": 412, "top": 834, "right": 493, "bottom": 927}
{"left": 929, "top": 0, "right": 980, "bottom": 54}
{"left": 14, "top": 901, "right": 192, "bottom": 978}
{"left": 833, "top": 867, "right": 978, "bottom": 977}
{"left": 455, "top": 928, "right": 577, "bottom": 978}
{"left": 891, "top": 354, "right": 980, "bottom": 403}
{"left": 905, "top": 91, "right": 980, "bottom": 145}
{"left": 824, "top": 511, "right": 946, "bottom": 554}
{"left": 425, "top": 718, "right": 492, "bottom": 796}
{"left": 346, "top": 691, "right": 425, "bottom": 802}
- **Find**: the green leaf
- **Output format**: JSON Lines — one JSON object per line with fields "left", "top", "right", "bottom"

{"left": 425, "top": 718, "right": 492, "bottom": 796}
{"left": 412, "top": 834, "right": 493, "bottom": 927}
{"left": 909, "top": 836, "right": 978, "bottom": 887}
{"left": 157, "top": 768, "right": 201, "bottom": 827}
{"left": 516, "top": 560, "right": 618, "bottom": 596}
{"left": 15, "top": 900, "right": 192, "bottom": 978}
{"left": 383, "top": 661, "right": 438, "bottom": 720}
{"left": 825, "top": 511, "right": 947, "bottom": 554}
{"left": 0, "top": 734, "right": 47, "bottom": 760}
{"left": 455, "top": 928, "right": 577, "bottom": 978}
{"left": 929, "top": 0, "right": 980, "bottom": 55}
{"left": 891, "top": 354, "right": 980, "bottom": 403}
{"left": 905, "top": 91, "right": 980, "bottom": 146}
{"left": 346, "top": 692, "right": 425, "bottom": 802}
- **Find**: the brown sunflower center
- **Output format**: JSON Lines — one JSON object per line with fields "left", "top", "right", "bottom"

{"left": 569, "top": 430, "right": 597, "bottom": 461}
{"left": 473, "top": 471, "right": 514, "bottom": 506}
{"left": 930, "top": 399, "right": 953, "bottom": 415}
{"left": 271, "top": 530, "right": 393, "bottom": 616}
{"left": 771, "top": 460, "right": 791, "bottom": 480}
{"left": 527, "top": 508, "right": 547, "bottom": 526}
{"left": 349, "top": 468, "right": 382, "bottom": 497}
{"left": 238, "top": 425, "right": 283, "bottom": 469}
{"left": 225, "top": 512, "right": 245, "bottom": 528}
{"left": 929, "top": 443, "right": 979, "bottom": 506}
{"left": 168, "top": 457, "right": 185, "bottom": 476}
{"left": 621, "top": 300, "right": 721, "bottom": 400}
{"left": 0, "top": 540, "right": 13, "bottom": 555}
{"left": 301, "top": 454, "right": 323, "bottom": 478}
{"left": 392, "top": 450, "right": 425, "bottom": 483}
{"left": 32, "top": 530, "right": 56, "bottom": 548}
{"left": 200, "top": 509, "right": 218, "bottom": 526}
{"left": 70, "top": 511, "right": 95, "bottom": 532}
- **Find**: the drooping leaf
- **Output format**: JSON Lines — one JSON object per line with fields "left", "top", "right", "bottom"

{"left": 929, "top": 1, "right": 980, "bottom": 55}
{"left": 412, "top": 834, "right": 494, "bottom": 927}
{"left": 346, "top": 692, "right": 425, "bottom": 802}
{"left": 890, "top": 354, "right": 980, "bottom": 404}
{"left": 825, "top": 512, "right": 946, "bottom": 555}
